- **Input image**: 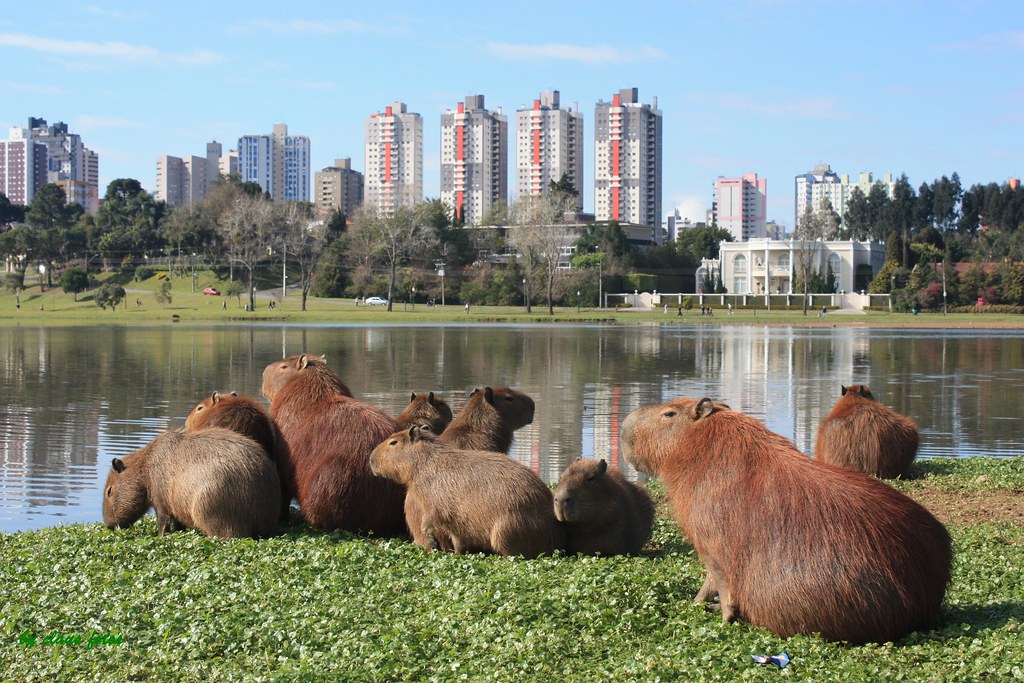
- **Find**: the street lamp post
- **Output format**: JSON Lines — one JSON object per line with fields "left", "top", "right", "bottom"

{"left": 412, "top": 286, "right": 416, "bottom": 311}
{"left": 523, "top": 278, "right": 527, "bottom": 310}
{"left": 890, "top": 274, "right": 895, "bottom": 313}
{"left": 576, "top": 290, "right": 581, "bottom": 314}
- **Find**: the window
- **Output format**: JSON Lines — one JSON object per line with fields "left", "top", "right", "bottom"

{"left": 733, "top": 254, "right": 747, "bottom": 274}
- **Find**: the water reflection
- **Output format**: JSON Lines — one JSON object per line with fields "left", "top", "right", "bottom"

{"left": 1, "top": 324, "right": 1021, "bottom": 532}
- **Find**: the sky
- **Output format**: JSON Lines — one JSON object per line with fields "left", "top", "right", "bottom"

{"left": 1, "top": 1, "right": 1021, "bottom": 230}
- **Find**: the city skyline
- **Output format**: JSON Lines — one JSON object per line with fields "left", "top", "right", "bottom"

{"left": 1, "top": 1, "right": 1020, "bottom": 229}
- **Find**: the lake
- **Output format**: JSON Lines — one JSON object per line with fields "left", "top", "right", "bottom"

{"left": 1, "top": 323, "right": 1021, "bottom": 532}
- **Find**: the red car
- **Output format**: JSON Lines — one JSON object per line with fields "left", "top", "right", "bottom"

{"left": 203, "top": 287, "right": 221, "bottom": 296}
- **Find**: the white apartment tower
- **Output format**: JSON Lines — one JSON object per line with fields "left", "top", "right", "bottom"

{"left": 440, "top": 95, "right": 508, "bottom": 225}
{"left": 795, "top": 163, "right": 896, "bottom": 230}
{"left": 238, "top": 124, "right": 310, "bottom": 202}
{"left": 365, "top": 102, "right": 423, "bottom": 214}
{"left": 23, "top": 117, "right": 99, "bottom": 212}
{"left": 314, "top": 157, "right": 364, "bottom": 218}
{"left": 594, "top": 87, "right": 662, "bottom": 232}
{"left": 155, "top": 141, "right": 238, "bottom": 208}
{"left": 716, "top": 173, "right": 767, "bottom": 241}
{"left": 514, "top": 91, "right": 583, "bottom": 207}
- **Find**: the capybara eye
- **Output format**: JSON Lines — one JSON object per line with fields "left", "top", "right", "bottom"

{"left": 389, "top": 439, "right": 398, "bottom": 446}
{"left": 662, "top": 411, "right": 677, "bottom": 418}
{"left": 106, "top": 486, "right": 112, "bottom": 498}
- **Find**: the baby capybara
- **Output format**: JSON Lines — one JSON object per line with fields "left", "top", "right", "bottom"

{"left": 394, "top": 391, "right": 454, "bottom": 435}
{"left": 438, "top": 386, "right": 535, "bottom": 453}
{"left": 815, "top": 384, "right": 920, "bottom": 479}
{"left": 621, "top": 397, "right": 951, "bottom": 644}
{"left": 370, "top": 426, "right": 564, "bottom": 558}
{"left": 405, "top": 386, "right": 535, "bottom": 549}
{"left": 553, "top": 458, "right": 654, "bottom": 556}
{"left": 261, "top": 353, "right": 405, "bottom": 534}
{"left": 184, "top": 390, "right": 290, "bottom": 520}
{"left": 102, "top": 427, "right": 280, "bottom": 539}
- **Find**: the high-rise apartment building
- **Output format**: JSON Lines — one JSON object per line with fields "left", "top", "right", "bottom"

{"left": 440, "top": 95, "right": 508, "bottom": 225}
{"left": 22, "top": 117, "right": 99, "bottom": 212}
{"left": 155, "top": 141, "right": 238, "bottom": 208}
{"left": 794, "top": 163, "right": 895, "bottom": 231}
{"left": 365, "top": 102, "right": 423, "bottom": 214}
{"left": 716, "top": 173, "right": 767, "bottom": 241}
{"left": 514, "top": 91, "right": 583, "bottom": 208}
{"left": 594, "top": 87, "right": 662, "bottom": 232}
{"left": 238, "top": 124, "right": 310, "bottom": 203}
{"left": 314, "top": 157, "right": 364, "bottom": 218}
{"left": 1, "top": 127, "right": 48, "bottom": 206}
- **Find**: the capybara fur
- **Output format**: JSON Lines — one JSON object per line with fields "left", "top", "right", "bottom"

{"left": 621, "top": 397, "right": 952, "bottom": 644}
{"left": 370, "top": 426, "right": 564, "bottom": 558}
{"left": 404, "top": 386, "right": 536, "bottom": 549}
{"left": 394, "top": 391, "right": 454, "bottom": 434}
{"left": 184, "top": 390, "right": 290, "bottom": 520}
{"left": 815, "top": 384, "right": 920, "bottom": 479}
{"left": 439, "top": 386, "right": 535, "bottom": 454}
{"left": 553, "top": 458, "right": 655, "bottom": 556}
{"left": 102, "top": 427, "right": 280, "bottom": 539}
{"left": 261, "top": 353, "right": 405, "bottom": 534}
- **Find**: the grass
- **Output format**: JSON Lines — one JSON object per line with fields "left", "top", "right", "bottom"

{"left": 1, "top": 458, "right": 1022, "bottom": 681}
{"left": 3, "top": 270, "right": 1024, "bottom": 328}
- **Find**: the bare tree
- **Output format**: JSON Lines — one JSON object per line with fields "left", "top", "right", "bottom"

{"left": 345, "top": 204, "right": 436, "bottom": 312}
{"left": 276, "top": 202, "right": 324, "bottom": 311}
{"left": 507, "top": 192, "right": 578, "bottom": 315}
{"left": 793, "top": 198, "right": 840, "bottom": 315}
{"left": 219, "top": 193, "right": 275, "bottom": 312}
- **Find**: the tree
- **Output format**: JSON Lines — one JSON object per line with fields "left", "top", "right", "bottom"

{"left": 843, "top": 187, "right": 871, "bottom": 241}
{"left": 94, "top": 282, "right": 126, "bottom": 311}
{"left": 675, "top": 225, "right": 733, "bottom": 264}
{"left": 549, "top": 173, "right": 580, "bottom": 210}
{"left": 219, "top": 193, "right": 275, "bottom": 311}
{"left": 276, "top": 201, "right": 324, "bottom": 311}
{"left": 94, "top": 179, "right": 164, "bottom": 269}
{"left": 885, "top": 175, "right": 917, "bottom": 266}
{"left": 507, "top": 192, "right": 578, "bottom": 315}
{"left": 26, "top": 183, "right": 83, "bottom": 284}
{"left": 793, "top": 198, "right": 839, "bottom": 315}
{"left": 59, "top": 266, "right": 89, "bottom": 301}
{"left": 0, "top": 192, "right": 26, "bottom": 226}
{"left": 155, "top": 278, "right": 172, "bottom": 305}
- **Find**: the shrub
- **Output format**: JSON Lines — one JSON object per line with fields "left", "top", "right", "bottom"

{"left": 134, "top": 265, "right": 155, "bottom": 281}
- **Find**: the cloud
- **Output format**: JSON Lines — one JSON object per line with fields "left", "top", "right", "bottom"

{"left": 667, "top": 194, "right": 710, "bottom": 223}
{"left": 86, "top": 5, "right": 147, "bottom": 20}
{"left": 0, "top": 32, "right": 222, "bottom": 66}
{"left": 486, "top": 41, "right": 667, "bottom": 65}
{"left": 697, "top": 91, "right": 844, "bottom": 120}
{"left": 75, "top": 116, "right": 145, "bottom": 130}
{"left": 935, "top": 31, "right": 1024, "bottom": 52}
{"left": 0, "top": 80, "right": 63, "bottom": 95}
{"left": 228, "top": 18, "right": 406, "bottom": 35}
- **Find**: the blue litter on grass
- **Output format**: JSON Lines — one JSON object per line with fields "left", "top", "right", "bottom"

{"left": 752, "top": 653, "right": 791, "bottom": 669}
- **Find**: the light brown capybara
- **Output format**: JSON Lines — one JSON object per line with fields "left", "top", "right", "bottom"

{"left": 815, "top": 384, "right": 920, "bottom": 479}
{"left": 102, "top": 427, "right": 280, "bottom": 539}
{"left": 621, "top": 397, "right": 952, "bottom": 644}
{"left": 394, "top": 391, "right": 454, "bottom": 434}
{"left": 370, "top": 426, "right": 564, "bottom": 558}
{"left": 184, "top": 390, "right": 290, "bottom": 520}
{"left": 261, "top": 353, "right": 405, "bottom": 534}
{"left": 553, "top": 458, "right": 655, "bottom": 556}
{"left": 438, "top": 386, "right": 535, "bottom": 453}
{"left": 404, "top": 386, "right": 535, "bottom": 549}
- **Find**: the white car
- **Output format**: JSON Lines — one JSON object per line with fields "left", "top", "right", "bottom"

{"left": 365, "top": 296, "right": 388, "bottom": 306}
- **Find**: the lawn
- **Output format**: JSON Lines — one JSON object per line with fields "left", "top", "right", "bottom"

{"left": 1, "top": 458, "right": 1022, "bottom": 682}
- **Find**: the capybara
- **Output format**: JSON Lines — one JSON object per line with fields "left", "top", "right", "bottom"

{"left": 370, "top": 426, "right": 564, "bottom": 558}
{"left": 102, "top": 427, "right": 280, "bottom": 539}
{"left": 394, "top": 391, "right": 454, "bottom": 434}
{"left": 438, "top": 386, "right": 535, "bottom": 453}
{"left": 621, "top": 397, "right": 951, "bottom": 644}
{"left": 815, "top": 384, "right": 920, "bottom": 479}
{"left": 553, "top": 458, "right": 655, "bottom": 556}
{"left": 261, "top": 353, "right": 405, "bottom": 534}
{"left": 184, "top": 390, "right": 290, "bottom": 520}
{"left": 405, "top": 386, "right": 535, "bottom": 549}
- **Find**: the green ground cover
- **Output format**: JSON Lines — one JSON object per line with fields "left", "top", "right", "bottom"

{"left": 1, "top": 458, "right": 1022, "bottom": 682}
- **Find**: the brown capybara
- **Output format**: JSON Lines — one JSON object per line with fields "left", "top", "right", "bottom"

{"left": 815, "top": 384, "right": 920, "bottom": 479}
{"left": 438, "top": 386, "right": 535, "bottom": 453}
{"left": 621, "top": 397, "right": 952, "bottom": 644}
{"left": 184, "top": 390, "right": 290, "bottom": 520}
{"left": 370, "top": 426, "right": 564, "bottom": 558}
{"left": 394, "top": 391, "right": 454, "bottom": 434}
{"left": 553, "top": 458, "right": 655, "bottom": 556}
{"left": 102, "top": 427, "right": 280, "bottom": 539}
{"left": 404, "top": 386, "right": 535, "bottom": 549}
{"left": 261, "top": 353, "right": 405, "bottom": 534}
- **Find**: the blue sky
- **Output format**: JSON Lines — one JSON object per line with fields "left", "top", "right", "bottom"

{"left": 1, "top": 1, "right": 1021, "bottom": 229}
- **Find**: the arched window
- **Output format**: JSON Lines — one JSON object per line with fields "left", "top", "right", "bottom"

{"left": 777, "top": 252, "right": 790, "bottom": 269}
{"left": 828, "top": 255, "right": 842, "bottom": 291}
{"left": 733, "top": 254, "right": 747, "bottom": 274}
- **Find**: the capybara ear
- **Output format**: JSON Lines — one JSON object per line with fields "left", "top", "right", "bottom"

{"left": 694, "top": 398, "right": 715, "bottom": 421}
{"left": 841, "top": 385, "right": 849, "bottom": 396}
{"left": 211, "top": 391, "right": 221, "bottom": 405}
{"left": 410, "top": 392, "right": 417, "bottom": 403}
{"left": 111, "top": 458, "right": 125, "bottom": 474}
{"left": 484, "top": 387, "right": 495, "bottom": 405}
{"left": 229, "top": 391, "right": 238, "bottom": 397}
{"left": 596, "top": 459, "right": 608, "bottom": 474}
{"left": 427, "top": 391, "right": 436, "bottom": 404}
{"left": 298, "top": 354, "right": 310, "bottom": 369}
{"left": 469, "top": 388, "right": 480, "bottom": 398}
{"left": 418, "top": 425, "right": 434, "bottom": 436}
{"left": 407, "top": 425, "right": 421, "bottom": 442}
